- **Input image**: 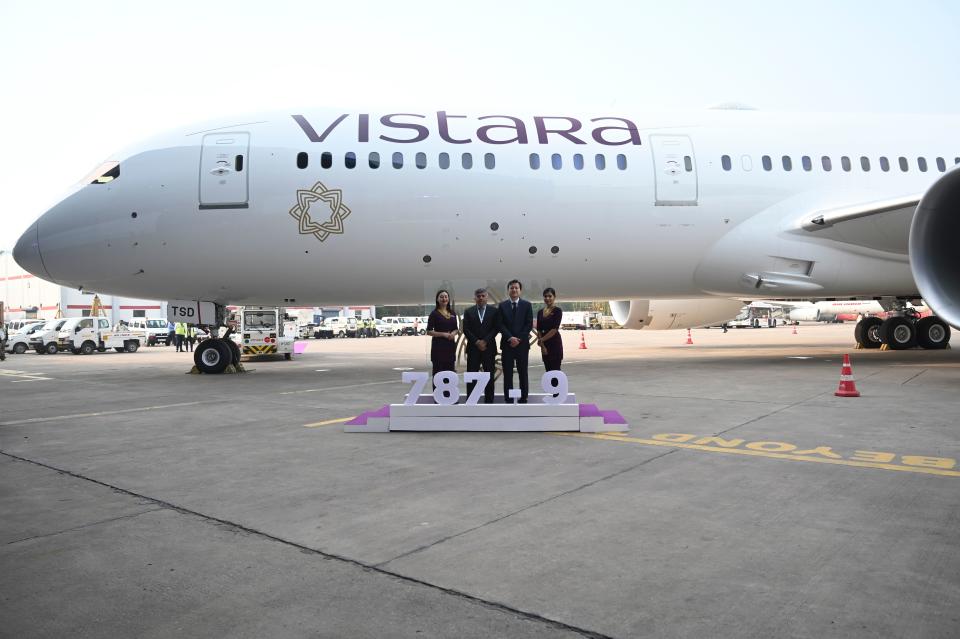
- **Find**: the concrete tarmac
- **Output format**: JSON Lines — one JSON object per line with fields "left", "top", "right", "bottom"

{"left": 1, "top": 324, "right": 958, "bottom": 638}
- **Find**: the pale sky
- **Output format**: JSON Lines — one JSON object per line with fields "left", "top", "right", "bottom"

{"left": 2, "top": 0, "right": 958, "bottom": 249}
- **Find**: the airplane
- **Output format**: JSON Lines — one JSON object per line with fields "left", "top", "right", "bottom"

{"left": 12, "top": 107, "right": 960, "bottom": 373}
{"left": 786, "top": 299, "right": 929, "bottom": 323}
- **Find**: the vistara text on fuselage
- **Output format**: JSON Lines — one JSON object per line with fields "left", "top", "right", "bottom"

{"left": 12, "top": 108, "right": 960, "bottom": 328}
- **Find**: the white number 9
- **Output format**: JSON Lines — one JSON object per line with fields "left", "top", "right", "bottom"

{"left": 540, "top": 371, "right": 569, "bottom": 404}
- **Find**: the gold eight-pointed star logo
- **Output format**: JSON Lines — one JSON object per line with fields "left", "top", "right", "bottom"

{"left": 288, "top": 181, "right": 352, "bottom": 242}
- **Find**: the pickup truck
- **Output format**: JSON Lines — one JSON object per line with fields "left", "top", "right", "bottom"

{"left": 56, "top": 317, "right": 142, "bottom": 354}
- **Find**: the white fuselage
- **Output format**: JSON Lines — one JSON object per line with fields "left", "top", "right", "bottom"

{"left": 14, "top": 109, "right": 960, "bottom": 307}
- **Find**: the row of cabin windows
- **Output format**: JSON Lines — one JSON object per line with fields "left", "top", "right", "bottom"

{"left": 721, "top": 154, "right": 960, "bottom": 173}
{"left": 295, "top": 152, "right": 628, "bottom": 171}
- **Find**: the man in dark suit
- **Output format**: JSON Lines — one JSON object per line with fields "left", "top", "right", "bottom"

{"left": 462, "top": 287, "right": 499, "bottom": 403}
{"left": 498, "top": 279, "right": 533, "bottom": 403}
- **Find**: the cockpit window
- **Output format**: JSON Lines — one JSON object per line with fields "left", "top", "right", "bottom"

{"left": 83, "top": 161, "right": 120, "bottom": 185}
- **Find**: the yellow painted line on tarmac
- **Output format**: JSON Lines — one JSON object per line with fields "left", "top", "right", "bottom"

{"left": 554, "top": 432, "right": 960, "bottom": 478}
{"left": 304, "top": 416, "right": 356, "bottom": 428}
{"left": 0, "top": 401, "right": 208, "bottom": 426}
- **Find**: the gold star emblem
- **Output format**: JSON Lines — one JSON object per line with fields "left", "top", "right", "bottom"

{"left": 289, "top": 181, "right": 352, "bottom": 242}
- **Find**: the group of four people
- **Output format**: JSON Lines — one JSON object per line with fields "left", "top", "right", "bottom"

{"left": 425, "top": 280, "right": 563, "bottom": 404}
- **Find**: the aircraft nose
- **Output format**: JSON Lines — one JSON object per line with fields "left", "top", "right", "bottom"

{"left": 13, "top": 222, "right": 51, "bottom": 280}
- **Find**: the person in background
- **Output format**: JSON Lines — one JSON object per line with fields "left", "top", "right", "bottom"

{"left": 167, "top": 321, "right": 176, "bottom": 348}
{"left": 536, "top": 287, "right": 563, "bottom": 371}
{"left": 186, "top": 325, "right": 196, "bottom": 352}
{"left": 174, "top": 322, "right": 186, "bottom": 352}
{"left": 426, "top": 290, "right": 459, "bottom": 388}
{"left": 462, "top": 288, "right": 499, "bottom": 403}
{"left": 498, "top": 279, "right": 533, "bottom": 403}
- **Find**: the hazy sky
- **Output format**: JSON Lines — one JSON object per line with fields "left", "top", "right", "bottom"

{"left": 2, "top": 0, "right": 958, "bottom": 249}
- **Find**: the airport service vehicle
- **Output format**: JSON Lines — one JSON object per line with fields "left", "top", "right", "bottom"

{"left": 5, "top": 319, "right": 45, "bottom": 334}
{"left": 128, "top": 318, "right": 171, "bottom": 345}
{"left": 28, "top": 319, "right": 69, "bottom": 354}
{"left": 727, "top": 303, "right": 784, "bottom": 328}
{"left": 234, "top": 306, "right": 294, "bottom": 359}
{"left": 13, "top": 107, "right": 960, "bottom": 371}
{"left": 4, "top": 321, "right": 48, "bottom": 354}
{"left": 560, "top": 311, "right": 603, "bottom": 331}
{"left": 324, "top": 316, "right": 357, "bottom": 338}
{"left": 298, "top": 323, "right": 315, "bottom": 339}
{"left": 313, "top": 319, "right": 334, "bottom": 339}
{"left": 55, "top": 317, "right": 142, "bottom": 354}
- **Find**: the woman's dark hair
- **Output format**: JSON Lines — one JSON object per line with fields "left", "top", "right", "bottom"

{"left": 543, "top": 287, "right": 556, "bottom": 297}
{"left": 435, "top": 289, "right": 452, "bottom": 310}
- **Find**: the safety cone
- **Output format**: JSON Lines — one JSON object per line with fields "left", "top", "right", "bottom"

{"left": 579, "top": 331, "right": 588, "bottom": 350}
{"left": 685, "top": 328, "right": 694, "bottom": 345}
{"left": 792, "top": 324, "right": 798, "bottom": 335}
{"left": 834, "top": 354, "right": 861, "bottom": 397}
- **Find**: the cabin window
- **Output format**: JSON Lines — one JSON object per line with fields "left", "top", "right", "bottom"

{"left": 821, "top": 156, "right": 832, "bottom": 171}
{"left": 595, "top": 154, "right": 606, "bottom": 170}
{"left": 573, "top": 154, "right": 584, "bottom": 170}
{"left": 917, "top": 157, "right": 928, "bottom": 172}
{"left": 879, "top": 156, "right": 890, "bottom": 172}
{"left": 762, "top": 155, "right": 772, "bottom": 171}
{"left": 415, "top": 152, "right": 427, "bottom": 169}
{"left": 936, "top": 157, "right": 946, "bottom": 172}
{"left": 439, "top": 152, "right": 450, "bottom": 169}
{"left": 782, "top": 156, "right": 792, "bottom": 171}
{"left": 462, "top": 153, "right": 473, "bottom": 169}
{"left": 529, "top": 153, "right": 540, "bottom": 170}
{"left": 368, "top": 152, "right": 380, "bottom": 169}
{"left": 551, "top": 153, "right": 562, "bottom": 170}
{"left": 899, "top": 156, "right": 909, "bottom": 172}
{"left": 320, "top": 152, "right": 332, "bottom": 169}
{"left": 296, "top": 152, "right": 308, "bottom": 169}
{"left": 741, "top": 155, "right": 752, "bottom": 171}
{"left": 684, "top": 156, "right": 693, "bottom": 172}
{"left": 721, "top": 155, "right": 731, "bottom": 171}
{"left": 344, "top": 152, "right": 356, "bottom": 169}
{"left": 616, "top": 154, "right": 627, "bottom": 170}
{"left": 841, "top": 156, "right": 851, "bottom": 172}
{"left": 484, "top": 153, "right": 495, "bottom": 169}
{"left": 860, "top": 156, "right": 870, "bottom": 171}
{"left": 392, "top": 152, "right": 403, "bottom": 169}
{"left": 802, "top": 156, "right": 812, "bottom": 171}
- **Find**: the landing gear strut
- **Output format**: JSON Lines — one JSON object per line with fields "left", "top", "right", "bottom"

{"left": 188, "top": 304, "right": 246, "bottom": 374}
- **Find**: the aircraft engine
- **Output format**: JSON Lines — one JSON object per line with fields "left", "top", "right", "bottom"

{"left": 911, "top": 168, "right": 960, "bottom": 329}
{"left": 788, "top": 307, "right": 820, "bottom": 322}
{"left": 609, "top": 298, "right": 744, "bottom": 330}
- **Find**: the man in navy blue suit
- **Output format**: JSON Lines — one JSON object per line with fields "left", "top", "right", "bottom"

{"left": 498, "top": 279, "right": 533, "bottom": 403}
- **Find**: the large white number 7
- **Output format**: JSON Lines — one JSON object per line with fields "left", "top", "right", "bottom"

{"left": 541, "top": 371, "right": 569, "bottom": 404}
{"left": 402, "top": 372, "right": 429, "bottom": 405}
{"left": 463, "top": 372, "right": 490, "bottom": 405}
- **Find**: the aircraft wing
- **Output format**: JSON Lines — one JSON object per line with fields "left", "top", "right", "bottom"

{"left": 797, "top": 194, "right": 920, "bottom": 254}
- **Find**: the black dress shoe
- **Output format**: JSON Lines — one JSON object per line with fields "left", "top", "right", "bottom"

{"left": 518, "top": 398, "right": 528, "bottom": 404}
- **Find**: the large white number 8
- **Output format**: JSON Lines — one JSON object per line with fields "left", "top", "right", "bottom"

{"left": 540, "top": 371, "right": 569, "bottom": 404}
{"left": 433, "top": 371, "right": 460, "bottom": 405}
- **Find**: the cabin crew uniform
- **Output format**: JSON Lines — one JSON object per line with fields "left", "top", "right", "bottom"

{"left": 499, "top": 297, "right": 533, "bottom": 403}
{"left": 462, "top": 304, "right": 499, "bottom": 404}
{"left": 537, "top": 306, "right": 563, "bottom": 371}
{"left": 427, "top": 309, "right": 458, "bottom": 384}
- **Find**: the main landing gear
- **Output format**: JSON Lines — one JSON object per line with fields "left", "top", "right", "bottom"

{"left": 853, "top": 305, "right": 951, "bottom": 350}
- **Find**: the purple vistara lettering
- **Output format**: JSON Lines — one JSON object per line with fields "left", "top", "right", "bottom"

{"left": 292, "top": 114, "right": 348, "bottom": 143}
{"left": 534, "top": 116, "right": 586, "bottom": 145}
{"left": 476, "top": 115, "right": 529, "bottom": 145}
{"left": 437, "top": 111, "right": 471, "bottom": 144}
{"left": 379, "top": 113, "right": 430, "bottom": 143}
{"left": 359, "top": 114, "right": 369, "bottom": 143}
{"left": 590, "top": 117, "right": 642, "bottom": 146}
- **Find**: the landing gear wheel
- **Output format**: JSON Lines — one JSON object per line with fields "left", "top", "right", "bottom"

{"left": 916, "top": 316, "right": 951, "bottom": 349}
{"left": 194, "top": 339, "right": 232, "bottom": 374}
{"left": 45, "top": 342, "right": 59, "bottom": 355}
{"left": 80, "top": 341, "right": 96, "bottom": 355}
{"left": 226, "top": 339, "right": 241, "bottom": 366}
{"left": 854, "top": 317, "right": 883, "bottom": 349}
{"left": 284, "top": 352, "right": 292, "bottom": 360}
{"left": 13, "top": 343, "right": 27, "bottom": 354}
{"left": 879, "top": 316, "right": 917, "bottom": 350}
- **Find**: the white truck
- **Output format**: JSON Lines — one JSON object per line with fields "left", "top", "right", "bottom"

{"left": 727, "top": 303, "right": 784, "bottom": 328}
{"left": 233, "top": 306, "right": 294, "bottom": 360}
{"left": 5, "top": 321, "right": 50, "bottom": 354}
{"left": 28, "top": 319, "right": 70, "bottom": 354}
{"left": 55, "top": 317, "right": 142, "bottom": 354}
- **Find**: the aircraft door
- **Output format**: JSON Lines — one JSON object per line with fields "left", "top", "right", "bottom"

{"left": 650, "top": 134, "right": 698, "bottom": 206}
{"left": 199, "top": 133, "right": 250, "bottom": 209}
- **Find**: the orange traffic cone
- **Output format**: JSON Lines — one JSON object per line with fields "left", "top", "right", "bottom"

{"left": 792, "top": 324, "right": 798, "bottom": 335}
{"left": 579, "top": 331, "right": 588, "bottom": 349}
{"left": 834, "top": 354, "right": 860, "bottom": 397}
{"left": 685, "top": 328, "right": 694, "bottom": 345}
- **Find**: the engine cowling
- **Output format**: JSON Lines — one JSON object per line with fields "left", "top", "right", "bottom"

{"left": 910, "top": 168, "right": 960, "bottom": 329}
{"left": 788, "top": 307, "right": 820, "bottom": 322}
{"left": 609, "top": 298, "right": 744, "bottom": 330}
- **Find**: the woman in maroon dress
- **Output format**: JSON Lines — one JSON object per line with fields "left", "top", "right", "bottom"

{"left": 426, "top": 289, "right": 459, "bottom": 383}
{"left": 536, "top": 287, "right": 563, "bottom": 371}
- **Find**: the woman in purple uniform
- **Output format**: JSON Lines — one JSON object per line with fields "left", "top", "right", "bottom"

{"left": 536, "top": 287, "right": 563, "bottom": 371}
{"left": 426, "top": 289, "right": 459, "bottom": 382}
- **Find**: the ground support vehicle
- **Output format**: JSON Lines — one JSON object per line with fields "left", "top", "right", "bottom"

{"left": 5, "top": 321, "right": 49, "bottom": 354}
{"left": 56, "top": 317, "right": 141, "bottom": 354}
{"left": 128, "top": 318, "right": 171, "bottom": 345}
{"left": 232, "top": 307, "right": 294, "bottom": 360}
{"left": 727, "top": 303, "right": 783, "bottom": 328}
{"left": 28, "top": 319, "right": 69, "bottom": 354}
{"left": 313, "top": 320, "right": 334, "bottom": 339}
{"left": 298, "top": 323, "right": 315, "bottom": 339}
{"left": 560, "top": 311, "right": 603, "bottom": 331}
